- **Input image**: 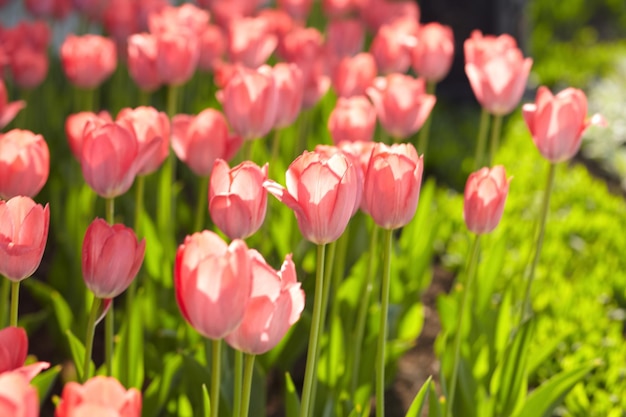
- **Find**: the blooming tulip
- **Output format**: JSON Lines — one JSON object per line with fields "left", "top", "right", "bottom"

{"left": 264, "top": 150, "right": 359, "bottom": 244}
{"left": 61, "top": 34, "right": 117, "bottom": 89}
{"left": 127, "top": 33, "right": 162, "bottom": 92}
{"left": 327, "top": 96, "right": 377, "bottom": 144}
{"left": 464, "top": 30, "right": 532, "bottom": 116}
{"left": 65, "top": 111, "right": 112, "bottom": 161}
{"left": 55, "top": 376, "right": 142, "bottom": 417}
{"left": 369, "top": 18, "right": 418, "bottom": 75}
{"left": 363, "top": 142, "right": 423, "bottom": 229}
{"left": 325, "top": 19, "right": 365, "bottom": 59}
{"left": 154, "top": 31, "right": 200, "bottom": 86}
{"left": 225, "top": 251, "right": 304, "bottom": 355}
{"left": 209, "top": 159, "right": 268, "bottom": 240}
{"left": 7, "top": 46, "right": 49, "bottom": 89}
{"left": 463, "top": 165, "right": 510, "bottom": 234}
{"left": 0, "top": 129, "right": 49, "bottom": 199}
{"left": 411, "top": 22, "right": 454, "bottom": 83}
{"left": 522, "top": 86, "right": 606, "bottom": 163}
{"left": 0, "top": 372, "right": 39, "bottom": 417}
{"left": 0, "top": 79, "right": 25, "bottom": 129}
{"left": 198, "top": 25, "right": 226, "bottom": 72}
{"left": 269, "top": 63, "right": 304, "bottom": 128}
{"left": 0, "top": 327, "right": 49, "bottom": 381}
{"left": 175, "top": 231, "right": 252, "bottom": 339}
{"left": 82, "top": 218, "right": 145, "bottom": 299}
{"left": 172, "top": 109, "right": 243, "bottom": 177}
{"left": 358, "top": 0, "right": 419, "bottom": 32}
{"left": 227, "top": 17, "right": 277, "bottom": 69}
{"left": 366, "top": 73, "right": 436, "bottom": 140}
{"left": 0, "top": 196, "right": 49, "bottom": 281}
{"left": 278, "top": 0, "right": 313, "bottom": 21}
{"left": 332, "top": 52, "right": 377, "bottom": 98}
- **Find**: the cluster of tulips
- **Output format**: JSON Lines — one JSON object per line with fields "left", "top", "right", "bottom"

{"left": 0, "top": 0, "right": 606, "bottom": 416}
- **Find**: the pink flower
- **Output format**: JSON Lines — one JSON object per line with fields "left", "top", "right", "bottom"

{"left": 328, "top": 95, "right": 377, "bottom": 144}
{"left": 366, "top": 73, "right": 436, "bottom": 140}
{"left": 175, "top": 231, "right": 252, "bottom": 339}
{"left": 363, "top": 142, "right": 423, "bottom": 229}
{"left": 198, "top": 25, "right": 226, "bottom": 72}
{"left": 225, "top": 250, "right": 304, "bottom": 355}
{"left": 65, "top": 111, "right": 112, "bottom": 161}
{"left": 24, "top": 0, "right": 71, "bottom": 19}
{"left": 269, "top": 63, "right": 304, "bottom": 129}
{"left": 0, "top": 196, "right": 49, "bottom": 281}
{"left": 332, "top": 52, "right": 377, "bottom": 98}
{"left": 411, "top": 22, "right": 454, "bottom": 83}
{"left": 127, "top": 33, "right": 162, "bottom": 92}
{"left": 7, "top": 47, "right": 49, "bottom": 89}
{"left": 209, "top": 159, "right": 268, "bottom": 240}
{"left": 61, "top": 34, "right": 117, "bottom": 89}
{"left": 0, "top": 371, "right": 39, "bottom": 417}
{"left": 358, "top": 0, "right": 419, "bottom": 32}
{"left": 325, "top": 18, "right": 364, "bottom": 59}
{"left": 82, "top": 219, "right": 145, "bottom": 299}
{"left": 369, "top": 17, "right": 418, "bottom": 75}
{"left": 464, "top": 30, "right": 532, "bottom": 115}
{"left": 264, "top": 150, "right": 359, "bottom": 244}
{"left": 522, "top": 86, "right": 607, "bottom": 163}
{"left": 0, "top": 326, "right": 50, "bottom": 381}
{"left": 227, "top": 17, "right": 277, "bottom": 69}
{"left": 278, "top": 0, "right": 313, "bottom": 21}
{"left": 55, "top": 376, "right": 142, "bottom": 417}
{"left": 172, "top": 109, "right": 243, "bottom": 177}
{"left": 463, "top": 165, "right": 510, "bottom": 234}
{"left": 0, "top": 129, "right": 50, "bottom": 199}
{"left": 0, "top": 79, "right": 25, "bottom": 129}
{"left": 154, "top": 31, "right": 200, "bottom": 86}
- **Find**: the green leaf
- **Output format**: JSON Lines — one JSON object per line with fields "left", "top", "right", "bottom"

{"left": 284, "top": 372, "right": 300, "bottom": 417}
{"left": 143, "top": 353, "right": 184, "bottom": 417}
{"left": 202, "top": 384, "right": 211, "bottom": 417}
{"left": 428, "top": 380, "right": 443, "bottom": 417}
{"left": 114, "top": 289, "right": 145, "bottom": 389}
{"left": 515, "top": 364, "right": 595, "bottom": 417}
{"left": 406, "top": 376, "right": 431, "bottom": 417}
{"left": 31, "top": 365, "right": 61, "bottom": 406}
{"left": 65, "top": 329, "right": 94, "bottom": 382}
{"left": 24, "top": 280, "right": 74, "bottom": 333}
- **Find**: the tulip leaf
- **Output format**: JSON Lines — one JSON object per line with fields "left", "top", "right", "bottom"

{"left": 65, "top": 329, "right": 94, "bottom": 382}
{"left": 428, "top": 381, "right": 443, "bottom": 417}
{"left": 202, "top": 384, "right": 211, "bottom": 417}
{"left": 24, "top": 279, "right": 74, "bottom": 333}
{"left": 113, "top": 288, "right": 144, "bottom": 389}
{"left": 31, "top": 365, "right": 61, "bottom": 406}
{"left": 284, "top": 372, "right": 300, "bottom": 417}
{"left": 406, "top": 376, "right": 432, "bottom": 417}
{"left": 143, "top": 353, "right": 184, "bottom": 417}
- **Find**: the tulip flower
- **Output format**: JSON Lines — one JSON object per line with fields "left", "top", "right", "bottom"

{"left": 332, "top": 52, "right": 377, "bottom": 98}
{"left": 227, "top": 17, "right": 277, "bottom": 69}
{"left": 278, "top": 0, "right": 313, "bottom": 21}
{"left": 209, "top": 159, "right": 268, "bottom": 240}
{"left": 0, "top": 371, "right": 39, "bottom": 417}
{"left": 328, "top": 96, "right": 377, "bottom": 144}
{"left": 325, "top": 18, "right": 365, "bottom": 59}
{"left": 55, "top": 376, "right": 142, "bottom": 417}
{"left": 411, "top": 22, "right": 455, "bottom": 83}
{"left": 65, "top": 111, "right": 113, "bottom": 161}
{"left": 82, "top": 219, "right": 145, "bottom": 299}
{"left": 369, "top": 18, "right": 418, "bottom": 75}
{"left": 463, "top": 166, "right": 510, "bottom": 235}
{"left": 61, "top": 34, "right": 117, "bottom": 89}
{"left": 522, "top": 86, "right": 607, "bottom": 163}
{"left": 154, "top": 30, "right": 200, "bottom": 86}
{"left": 0, "top": 80, "right": 25, "bottom": 130}
{"left": 0, "top": 196, "right": 49, "bottom": 282}
{"left": 264, "top": 150, "right": 359, "bottom": 244}
{"left": 225, "top": 250, "right": 304, "bottom": 355}
{"left": 363, "top": 142, "right": 423, "bottom": 230}
{"left": 127, "top": 33, "right": 162, "bottom": 92}
{"left": 198, "top": 25, "right": 226, "bottom": 72}
{"left": 175, "top": 231, "right": 252, "bottom": 340}
{"left": 0, "top": 129, "right": 50, "bottom": 199}
{"left": 269, "top": 63, "right": 304, "bottom": 129}
{"left": 7, "top": 46, "right": 49, "bottom": 89}
{"left": 0, "top": 327, "right": 50, "bottom": 381}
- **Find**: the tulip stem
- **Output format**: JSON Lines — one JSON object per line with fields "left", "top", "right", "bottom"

{"left": 351, "top": 223, "right": 379, "bottom": 395}
{"left": 375, "top": 228, "right": 393, "bottom": 417}
{"left": 270, "top": 128, "right": 281, "bottom": 167}
{"left": 0, "top": 278, "right": 9, "bottom": 327}
{"left": 299, "top": 243, "right": 326, "bottom": 417}
{"left": 134, "top": 175, "right": 145, "bottom": 235}
{"left": 105, "top": 300, "right": 114, "bottom": 376}
{"left": 447, "top": 234, "right": 481, "bottom": 417}
{"left": 233, "top": 349, "right": 243, "bottom": 417}
{"left": 520, "top": 162, "right": 556, "bottom": 325}
{"left": 194, "top": 176, "right": 209, "bottom": 232}
{"left": 488, "top": 114, "right": 503, "bottom": 166}
{"left": 83, "top": 296, "right": 102, "bottom": 382}
{"left": 9, "top": 281, "right": 20, "bottom": 327}
{"left": 239, "top": 353, "right": 256, "bottom": 417}
{"left": 210, "top": 339, "right": 222, "bottom": 417}
{"left": 105, "top": 197, "right": 115, "bottom": 225}
{"left": 473, "top": 108, "right": 491, "bottom": 170}
{"left": 417, "top": 81, "right": 436, "bottom": 156}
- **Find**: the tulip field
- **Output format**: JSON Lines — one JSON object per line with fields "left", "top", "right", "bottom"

{"left": 1, "top": 0, "right": 625, "bottom": 416}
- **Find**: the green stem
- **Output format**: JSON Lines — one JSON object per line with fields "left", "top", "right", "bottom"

{"left": 488, "top": 114, "right": 503, "bottom": 166}
{"left": 83, "top": 297, "right": 102, "bottom": 382}
{"left": 473, "top": 108, "right": 491, "bottom": 170}
{"left": 375, "top": 228, "right": 393, "bottom": 417}
{"left": 134, "top": 175, "right": 145, "bottom": 235}
{"left": 105, "top": 300, "right": 114, "bottom": 376}
{"left": 9, "top": 281, "right": 20, "bottom": 327}
{"left": 520, "top": 162, "right": 556, "bottom": 324}
{"left": 270, "top": 128, "right": 281, "bottom": 165}
{"left": 167, "top": 84, "right": 179, "bottom": 119}
{"left": 194, "top": 176, "right": 210, "bottom": 232}
{"left": 233, "top": 349, "right": 243, "bottom": 417}
{"left": 210, "top": 339, "right": 222, "bottom": 417}
{"left": 299, "top": 244, "right": 326, "bottom": 417}
{"left": 0, "top": 278, "right": 9, "bottom": 327}
{"left": 239, "top": 353, "right": 256, "bottom": 417}
{"left": 138, "top": 89, "right": 151, "bottom": 107}
{"left": 105, "top": 198, "right": 115, "bottom": 225}
{"left": 351, "top": 224, "right": 379, "bottom": 394}
{"left": 84, "top": 87, "right": 95, "bottom": 113}
{"left": 243, "top": 140, "right": 254, "bottom": 162}
{"left": 447, "top": 234, "right": 481, "bottom": 417}
{"left": 416, "top": 81, "right": 436, "bottom": 155}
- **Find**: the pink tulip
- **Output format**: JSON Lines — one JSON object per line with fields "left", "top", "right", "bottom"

{"left": 200, "top": 0, "right": 261, "bottom": 27}
{"left": 102, "top": 0, "right": 140, "bottom": 51}
{"left": 154, "top": 31, "right": 200, "bottom": 86}
{"left": 464, "top": 30, "right": 532, "bottom": 115}
{"left": 8, "top": 47, "right": 49, "bottom": 89}
{"left": 256, "top": 8, "right": 294, "bottom": 43}
{"left": 225, "top": 250, "right": 304, "bottom": 355}
{"left": 323, "top": 0, "right": 359, "bottom": 18}
{"left": 328, "top": 95, "right": 377, "bottom": 144}
{"left": 522, "top": 86, "right": 606, "bottom": 163}
{"left": 0, "top": 196, "right": 49, "bottom": 281}
{"left": 216, "top": 65, "right": 277, "bottom": 140}
{"left": 0, "top": 129, "right": 49, "bottom": 199}
{"left": 363, "top": 142, "right": 423, "bottom": 229}
{"left": 269, "top": 63, "right": 304, "bottom": 128}
{"left": 82, "top": 218, "right": 145, "bottom": 299}
{"left": 463, "top": 166, "right": 510, "bottom": 234}
{"left": 411, "top": 22, "right": 454, "bottom": 83}
{"left": 264, "top": 150, "right": 358, "bottom": 244}
{"left": 24, "top": 0, "right": 71, "bottom": 19}
{"left": 278, "top": 0, "right": 313, "bottom": 21}
{"left": 0, "top": 327, "right": 50, "bottom": 381}
{"left": 65, "top": 111, "right": 113, "bottom": 161}
{"left": 209, "top": 159, "right": 268, "bottom": 240}
{"left": 61, "top": 34, "right": 117, "bottom": 89}
{"left": 332, "top": 52, "right": 377, "bottom": 98}
{"left": 227, "top": 17, "right": 277, "bottom": 69}
{"left": 366, "top": 73, "right": 436, "bottom": 140}
{"left": 172, "top": 109, "right": 243, "bottom": 177}
{"left": 127, "top": 33, "right": 162, "bottom": 92}
{"left": 325, "top": 18, "right": 365, "bottom": 59}
{"left": 55, "top": 376, "right": 142, "bottom": 417}
{"left": 0, "top": 372, "right": 39, "bottom": 417}
{"left": 0, "top": 79, "right": 25, "bottom": 129}
{"left": 277, "top": 26, "right": 324, "bottom": 68}
{"left": 175, "top": 231, "right": 252, "bottom": 339}
{"left": 148, "top": 4, "right": 210, "bottom": 36}
{"left": 314, "top": 144, "right": 363, "bottom": 216}
{"left": 117, "top": 106, "right": 169, "bottom": 175}
{"left": 198, "top": 25, "right": 226, "bottom": 72}
{"left": 358, "top": 0, "right": 419, "bottom": 32}
{"left": 369, "top": 17, "right": 418, "bottom": 75}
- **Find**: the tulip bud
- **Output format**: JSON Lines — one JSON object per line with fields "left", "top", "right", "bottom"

{"left": 411, "top": 22, "right": 454, "bottom": 83}
{"left": 463, "top": 165, "right": 511, "bottom": 234}
{"left": 0, "top": 129, "right": 49, "bottom": 199}
{"left": 0, "top": 327, "right": 49, "bottom": 381}
{"left": 55, "top": 376, "right": 142, "bottom": 417}
{"left": 328, "top": 96, "right": 377, "bottom": 144}
{"left": 61, "top": 34, "right": 117, "bottom": 89}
